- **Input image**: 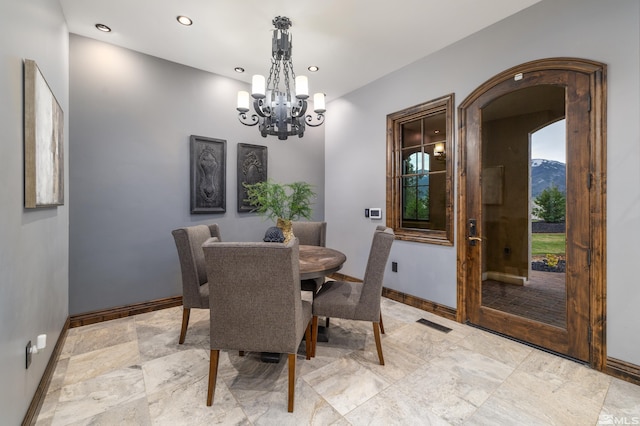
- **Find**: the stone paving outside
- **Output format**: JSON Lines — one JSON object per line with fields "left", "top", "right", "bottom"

{"left": 482, "top": 270, "right": 566, "bottom": 328}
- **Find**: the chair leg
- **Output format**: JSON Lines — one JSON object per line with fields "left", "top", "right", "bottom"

{"left": 305, "top": 321, "right": 312, "bottom": 360}
{"left": 379, "top": 313, "right": 385, "bottom": 334}
{"left": 372, "top": 322, "right": 385, "bottom": 365}
{"left": 179, "top": 308, "right": 191, "bottom": 344}
{"left": 287, "top": 353, "right": 296, "bottom": 412}
{"left": 207, "top": 349, "right": 219, "bottom": 406}
{"left": 311, "top": 316, "right": 319, "bottom": 357}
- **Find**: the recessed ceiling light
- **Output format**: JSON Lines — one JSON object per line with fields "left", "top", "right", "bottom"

{"left": 177, "top": 15, "right": 193, "bottom": 26}
{"left": 95, "top": 23, "right": 111, "bottom": 32}
{"left": 308, "top": 66, "right": 319, "bottom": 72}
{"left": 234, "top": 67, "right": 245, "bottom": 73}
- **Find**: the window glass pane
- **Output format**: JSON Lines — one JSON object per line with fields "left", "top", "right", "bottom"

{"left": 402, "top": 121, "right": 422, "bottom": 149}
{"left": 404, "top": 151, "right": 430, "bottom": 174}
{"left": 428, "top": 144, "right": 446, "bottom": 172}
{"left": 402, "top": 176, "right": 429, "bottom": 221}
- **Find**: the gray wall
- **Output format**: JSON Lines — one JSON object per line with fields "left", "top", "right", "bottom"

{"left": 325, "top": 0, "right": 640, "bottom": 365}
{"left": 0, "top": 0, "right": 69, "bottom": 423}
{"left": 69, "top": 35, "right": 325, "bottom": 314}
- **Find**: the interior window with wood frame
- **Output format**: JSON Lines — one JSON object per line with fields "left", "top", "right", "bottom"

{"left": 386, "top": 94, "right": 454, "bottom": 245}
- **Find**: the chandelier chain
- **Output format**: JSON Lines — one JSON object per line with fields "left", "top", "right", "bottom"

{"left": 268, "top": 59, "right": 280, "bottom": 94}
{"left": 284, "top": 60, "right": 294, "bottom": 99}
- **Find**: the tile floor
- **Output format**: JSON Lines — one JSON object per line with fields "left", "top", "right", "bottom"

{"left": 36, "top": 298, "right": 640, "bottom": 425}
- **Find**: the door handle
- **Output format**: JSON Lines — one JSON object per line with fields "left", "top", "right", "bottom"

{"left": 468, "top": 219, "right": 481, "bottom": 246}
{"left": 468, "top": 236, "right": 482, "bottom": 246}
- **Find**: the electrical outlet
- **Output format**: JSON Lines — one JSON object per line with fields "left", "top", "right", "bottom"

{"left": 26, "top": 341, "right": 32, "bottom": 369}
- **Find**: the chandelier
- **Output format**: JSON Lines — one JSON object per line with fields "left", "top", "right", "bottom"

{"left": 236, "top": 16, "right": 325, "bottom": 140}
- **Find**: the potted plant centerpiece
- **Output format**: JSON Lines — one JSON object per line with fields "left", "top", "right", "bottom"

{"left": 244, "top": 180, "right": 316, "bottom": 243}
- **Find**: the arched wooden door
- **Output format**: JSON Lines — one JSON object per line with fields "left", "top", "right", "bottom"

{"left": 457, "top": 58, "right": 606, "bottom": 367}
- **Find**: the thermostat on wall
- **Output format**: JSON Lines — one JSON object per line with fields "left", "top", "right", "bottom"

{"left": 369, "top": 208, "right": 382, "bottom": 219}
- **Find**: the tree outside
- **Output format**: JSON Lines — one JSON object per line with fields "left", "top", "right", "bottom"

{"left": 402, "top": 158, "right": 429, "bottom": 220}
{"left": 533, "top": 184, "right": 566, "bottom": 223}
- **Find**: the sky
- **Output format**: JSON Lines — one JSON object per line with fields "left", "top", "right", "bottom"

{"left": 531, "top": 119, "right": 566, "bottom": 163}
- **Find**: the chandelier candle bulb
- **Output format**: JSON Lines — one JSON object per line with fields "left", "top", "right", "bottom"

{"left": 313, "top": 93, "right": 326, "bottom": 113}
{"left": 251, "top": 75, "right": 266, "bottom": 98}
{"left": 295, "top": 76, "right": 309, "bottom": 99}
{"left": 237, "top": 91, "right": 250, "bottom": 112}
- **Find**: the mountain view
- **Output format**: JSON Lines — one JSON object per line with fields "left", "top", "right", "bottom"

{"left": 410, "top": 159, "right": 565, "bottom": 199}
{"left": 531, "top": 158, "right": 566, "bottom": 197}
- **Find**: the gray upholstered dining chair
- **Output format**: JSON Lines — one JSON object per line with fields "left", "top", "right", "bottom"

{"left": 171, "top": 223, "right": 221, "bottom": 344}
{"left": 202, "top": 238, "right": 312, "bottom": 413}
{"left": 292, "top": 221, "right": 327, "bottom": 291}
{"left": 292, "top": 221, "right": 330, "bottom": 329}
{"left": 311, "top": 227, "right": 395, "bottom": 364}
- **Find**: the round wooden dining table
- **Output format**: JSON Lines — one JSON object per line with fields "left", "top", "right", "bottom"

{"left": 298, "top": 245, "right": 347, "bottom": 280}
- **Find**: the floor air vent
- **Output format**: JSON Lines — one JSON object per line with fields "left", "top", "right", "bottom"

{"left": 417, "top": 318, "right": 452, "bottom": 333}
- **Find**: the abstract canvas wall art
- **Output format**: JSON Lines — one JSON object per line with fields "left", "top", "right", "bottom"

{"left": 24, "top": 59, "right": 64, "bottom": 208}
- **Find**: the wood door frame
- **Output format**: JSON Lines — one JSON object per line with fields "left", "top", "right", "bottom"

{"left": 456, "top": 58, "right": 607, "bottom": 370}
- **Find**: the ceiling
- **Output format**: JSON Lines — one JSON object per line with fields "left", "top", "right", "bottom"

{"left": 59, "top": 0, "right": 540, "bottom": 101}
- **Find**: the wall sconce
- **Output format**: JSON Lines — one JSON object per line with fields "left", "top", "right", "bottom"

{"left": 434, "top": 142, "right": 446, "bottom": 160}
